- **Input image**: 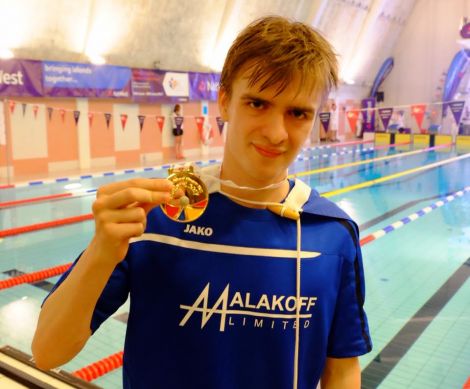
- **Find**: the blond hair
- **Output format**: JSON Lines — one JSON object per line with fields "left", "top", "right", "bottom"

{"left": 220, "top": 16, "right": 338, "bottom": 98}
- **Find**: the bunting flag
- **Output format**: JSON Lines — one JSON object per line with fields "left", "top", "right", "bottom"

{"left": 319, "top": 112, "right": 330, "bottom": 132}
{"left": 411, "top": 104, "right": 426, "bottom": 130}
{"left": 378, "top": 107, "right": 394, "bottom": 130}
{"left": 346, "top": 110, "right": 359, "bottom": 132}
{"left": 73, "top": 110, "right": 80, "bottom": 126}
{"left": 449, "top": 101, "right": 465, "bottom": 126}
{"left": 22, "top": 103, "right": 27, "bottom": 117}
{"left": 138, "top": 115, "right": 146, "bottom": 132}
{"left": 216, "top": 116, "right": 224, "bottom": 135}
{"left": 47, "top": 107, "right": 53, "bottom": 120}
{"left": 88, "top": 112, "right": 94, "bottom": 128}
{"left": 156, "top": 116, "right": 165, "bottom": 132}
{"left": 9, "top": 101, "right": 16, "bottom": 114}
{"left": 442, "top": 102, "right": 449, "bottom": 118}
{"left": 104, "top": 113, "right": 112, "bottom": 129}
{"left": 59, "top": 109, "right": 66, "bottom": 123}
{"left": 195, "top": 116, "right": 205, "bottom": 138}
{"left": 33, "top": 105, "right": 39, "bottom": 119}
{"left": 120, "top": 114, "right": 128, "bottom": 130}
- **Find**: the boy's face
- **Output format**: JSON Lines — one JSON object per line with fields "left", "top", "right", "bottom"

{"left": 219, "top": 68, "right": 321, "bottom": 186}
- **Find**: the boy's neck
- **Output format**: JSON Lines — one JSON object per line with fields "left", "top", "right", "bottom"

{"left": 219, "top": 169, "right": 290, "bottom": 208}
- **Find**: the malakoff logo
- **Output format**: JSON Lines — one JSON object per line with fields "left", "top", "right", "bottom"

{"left": 179, "top": 283, "right": 317, "bottom": 331}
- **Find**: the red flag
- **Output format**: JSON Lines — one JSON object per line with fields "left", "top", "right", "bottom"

{"left": 216, "top": 117, "right": 224, "bottom": 135}
{"left": 9, "top": 101, "right": 15, "bottom": 114}
{"left": 346, "top": 110, "right": 359, "bottom": 132}
{"left": 411, "top": 104, "right": 426, "bottom": 131}
{"left": 33, "top": 105, "right": 39, "bottom": 119}
{"left": 88, "top": 113, "right": 94, "bottom": 127}
{"left": 195, "top": 116, "right": 205, "bottom": 138}
{"left": 47, "top": 107, "right": 53, "bottom": 120}
{"left": 104, "top": 113, "right": 112, "bottom": 129}
{"left": 120, "top": 114, "right": 128, "bottom": 130}
{"left": 73, "top": 110, "right": 80, "bottom": 126}
{"left": 60, "top": 109, "right": 66, "bottom": 123}
{"left": 138, "top": 115, "right": 146, "bottom": 132}
{"left": 156, "top": 116, "right": 165, "bottom": 132}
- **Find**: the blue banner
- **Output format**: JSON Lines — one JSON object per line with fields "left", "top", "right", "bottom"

{"left": 43, "top": 61, "right": 131, "bottom": 98}
{"left": 0, "top": 59, "right": 43, "bottom": 96}
{"left": 189, "top": 72, "right": 220, "bottom": 101}
{"left": 361, "top": 98, "right": 376, "bottom": 133}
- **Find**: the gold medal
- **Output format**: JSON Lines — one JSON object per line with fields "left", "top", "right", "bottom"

{"left": 160, "top": 165, "right": 209, "bottom": 222}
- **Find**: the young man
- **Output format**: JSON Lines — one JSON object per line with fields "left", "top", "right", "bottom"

{"left": 32, "top": 16, "right": 371, "bottom": 389}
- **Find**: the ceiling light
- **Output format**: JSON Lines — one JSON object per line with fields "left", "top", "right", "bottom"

{"left": 0, "top": 48, "right": 14, "bottom": 59}
{"left": 87, "top": 53, "right": 106, "bottom": 65}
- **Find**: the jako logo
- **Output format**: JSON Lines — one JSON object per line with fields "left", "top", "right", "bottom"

{"left": 0, "top": 70, "right": 24, "bottom": 85}
{"left": 183, "top": 224, "right": 213, "bottom": 236}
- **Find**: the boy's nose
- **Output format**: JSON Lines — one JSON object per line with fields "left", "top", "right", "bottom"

{"left": 262, "top": 114, "right": 288, "bottom": 145}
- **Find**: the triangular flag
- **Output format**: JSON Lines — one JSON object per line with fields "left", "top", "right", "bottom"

{"left": 138, "top": 115, "right": 146, "bottom": 132}
{"left": 346, "top": 110, "right": 359, "bottom": 132}
{"left": 73, "top": 110, "right": 80, "bottom": 126}
{"left": 378, "top": 108, "right": 394, "bottom": 130}
{"left": 9, "top": 101, "right": 16, "bottom": 114}
{"left": 60, "top": 109, "right": 66, "bottom": 123}
{"left": 319, "top": 112, "right": 331, "bottom": 132}
{"left": 120, "top": 114, "right": 128, "bottom": 130}
{"left": 216, "top": 117, "right": 224, "bottom": 135}
{"left": 88, "top": 113, "right": 94, "bottom": 127}
{"left": 156, "top": 116, "right": 165, "bottom": 132}
{"left": 47, "top": 107, "right": 53, "bottom": 120}
{"left": 22, "top": 103, "right": 27, "bottom": 117}
{"left": 195, "top": 116, "right": 205, "bottom": 138}
{"left": 449, "top": 101, "right": 465, "bottom": 126}
{"left": 104, "top": 113, "right": 112, "bottom": 129}
{"left": 411, "top": 104, "right": 426, "bottom": 130}
{"left": 33, "top": 105, "right": 39, "bottom": 119}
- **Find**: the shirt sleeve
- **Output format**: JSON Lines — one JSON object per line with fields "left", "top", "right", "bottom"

{"left": 43, "top": 254, "right": 130, "bottom": 334}
{"left": 326, "top": 221, "right": 373, "bottom": 357}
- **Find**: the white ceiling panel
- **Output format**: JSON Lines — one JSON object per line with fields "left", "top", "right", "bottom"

{"left": 0, "top": 0, "right": 417, "bottom": 86}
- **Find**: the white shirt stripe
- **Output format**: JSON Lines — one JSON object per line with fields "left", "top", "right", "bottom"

{"left": 130, "top": 233, "right": 321, "bottom": 259}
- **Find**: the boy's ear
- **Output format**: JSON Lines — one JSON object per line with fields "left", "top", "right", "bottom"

{"left": 218, "top": 87, "right": 229, "bottom": 122}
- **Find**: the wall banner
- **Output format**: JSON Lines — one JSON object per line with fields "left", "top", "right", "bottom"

{"left": 189, "top": 72, "right": 220, "bottom": 101}
{"left": 43, "top": 61, "right": 131, "bottom": 98}
{"left": 0, "top": 59, "right": 43, "bottom": 96}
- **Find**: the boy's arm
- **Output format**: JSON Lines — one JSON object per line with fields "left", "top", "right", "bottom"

{"left": 32, "top": 178, "right": 173, "bottom": 370}
{"left": 321, "top": 357, "right": 360, "bottom": 389}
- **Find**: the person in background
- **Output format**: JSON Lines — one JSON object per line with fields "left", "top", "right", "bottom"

{"left": 328, "top": 99, "right": 340, "bottom": 142}
{"left": 32, "top": 16, "right": 371, "bottom": 389}
{"left": 172, "top": 103, "right": 185, "bottom": 159}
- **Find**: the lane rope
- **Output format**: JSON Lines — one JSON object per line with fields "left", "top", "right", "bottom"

{"left": 323, "top": 152, "right": 470, "bottom": 198}
{"left": 0, "top": 140, "right": 373, "bottom": 190}
{"left": 290, "top": 143, "right": 450, "bottom": 178}
{"left": 1, "top": 152, "right": 468, "bottom": 238}
{"left": 0, "top": 214, "right": 94, "bottom": 238}
{"left": 1, "top": 186, "right": 469, "bottom": 292}
{"left": 1, "top": 141, "right": 393, "bottom": 209}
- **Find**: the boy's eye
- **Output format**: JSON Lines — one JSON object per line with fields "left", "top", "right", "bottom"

{"left": 291, "top": 109, "right": 307, "bottom": 119}
{"left": 249, "top": 100, "right": 265, "bottom": 109}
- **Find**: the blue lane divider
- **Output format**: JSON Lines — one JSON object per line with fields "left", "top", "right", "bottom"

{"left": 360, "top": 186, "right": 470, "bottom": 245}
{"left": 2, "top": 143, "right": 378, "bottom": 190}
